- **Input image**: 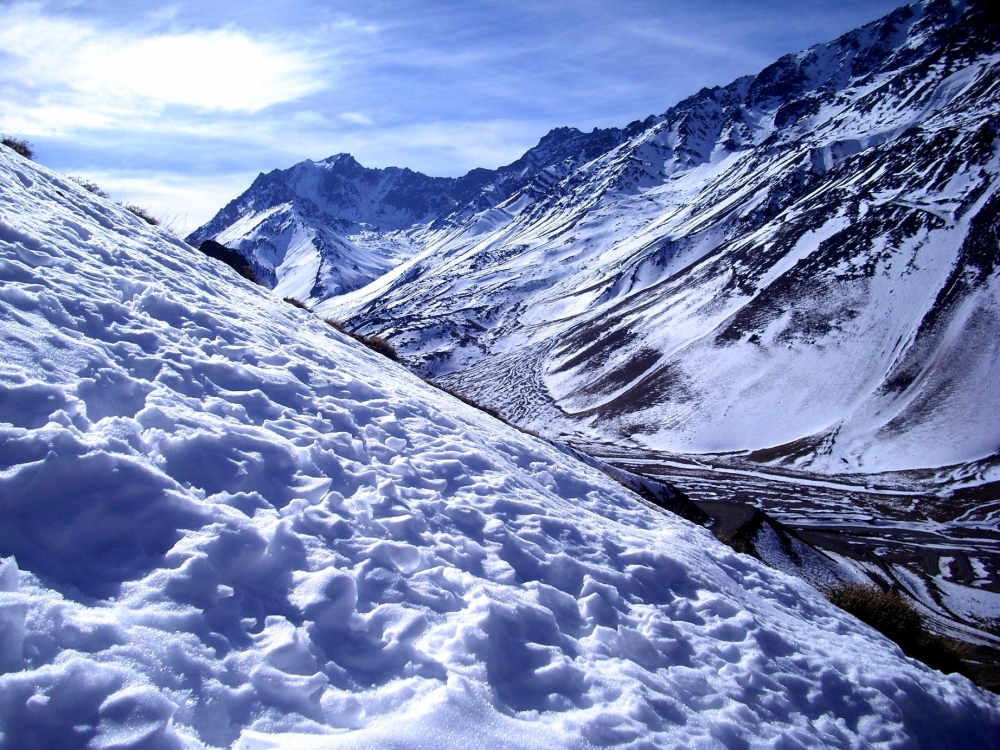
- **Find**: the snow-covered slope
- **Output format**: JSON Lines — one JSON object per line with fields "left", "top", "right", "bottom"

{"left": 3, "top": 147, "right": 1000, "bottom": 746}
{"left": 309, "top": 0, "right": 1000, "bottom": 477}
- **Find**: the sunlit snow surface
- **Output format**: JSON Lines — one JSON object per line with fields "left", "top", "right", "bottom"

{"left": 2, "top": 149, "right": 999, "bottom": 748}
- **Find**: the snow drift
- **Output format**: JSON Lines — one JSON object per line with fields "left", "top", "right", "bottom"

{"left": 2, "top": 147, "right": 999, "bottom": 747}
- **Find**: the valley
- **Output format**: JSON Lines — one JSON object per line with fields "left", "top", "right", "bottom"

{"left": 598, "top": 447, "right": 1000, "bottom": 647}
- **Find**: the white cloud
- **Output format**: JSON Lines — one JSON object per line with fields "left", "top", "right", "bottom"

{"left": 340, "top": 112, "right": 373, "bottom": 126}
{"left": 0, "top": 4, "right": 328, "bottom": 129}
{"left": 324, "top": 16, "right": 382, "bottom": 35}
{"left": 93, "top": 30, "right": 324, "bottom": 112}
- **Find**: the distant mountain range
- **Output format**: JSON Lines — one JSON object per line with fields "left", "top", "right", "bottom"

{"left": 187, "top": 127, "right": 624, "bottom": 298}
{"left": 189, "top": 0, "right": 1000, "bottom": 478}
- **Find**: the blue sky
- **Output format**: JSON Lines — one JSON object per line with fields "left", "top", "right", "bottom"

{"left": 0, "top": 0, "right": 906, "bottom": 234}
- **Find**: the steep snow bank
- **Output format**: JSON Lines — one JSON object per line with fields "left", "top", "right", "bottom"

{"left": 1, "top": 147, "right": 998, "bottom": 748}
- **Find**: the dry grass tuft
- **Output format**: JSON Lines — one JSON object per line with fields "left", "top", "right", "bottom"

{"left": 70, "top": 177, "right": 109, "bottom": 198}
{"left": 2, "top": 136, "right": 34, "bottom": 159}
{"left": 283, "top": 297, "right": 312, "bottom": 311}
{"left": 827, "top": 581, "right": 973, "bottom": 678}
{"left": 121, "top": 203, "right": 160, "bottom": 226}
{"left": 323, "top": 318, "right": 399, "bottom": 361}
{"left": 828, "top": 582, "right": 923, "bottom": 645}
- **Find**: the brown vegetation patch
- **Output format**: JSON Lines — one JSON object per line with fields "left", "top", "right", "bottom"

{"left": 2, "top": 136, "right": 34, "bottom": 159}
{"left": 827, "top": 582, "right": 972, "bottom": 679}
{"left": 324, "top": 318, "right": 399, "bottom": 361}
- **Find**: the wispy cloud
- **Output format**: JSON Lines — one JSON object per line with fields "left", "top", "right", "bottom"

{"left": 340, "top": 112, "right": 374, "bottom": 126}
{"left": 0, "top": 4, "right": 328, "bottom": 132}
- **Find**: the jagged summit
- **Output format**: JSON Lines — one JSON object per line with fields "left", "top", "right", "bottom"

{"left": 317, "top": 152, "right": 357, "bottom": 165}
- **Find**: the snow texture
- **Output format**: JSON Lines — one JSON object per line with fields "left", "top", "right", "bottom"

{"left": 2, "top": 147, "right": 1000, "bottom": 748}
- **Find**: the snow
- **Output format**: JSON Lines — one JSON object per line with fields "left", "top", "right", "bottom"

{"left": 936, "top": 577, "right": 1000, "bottom": 623}
{"left": 306, "top": 0, "right": 1000, "bottom": 478}
{"left": 3, "top": 146, "right": 1000, "bottom": 747}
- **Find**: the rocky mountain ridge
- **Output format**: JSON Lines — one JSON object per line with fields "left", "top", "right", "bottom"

{"left": 187, "top": 126, "right": 625, "bottom": 298}
{"left": 191, "top": 0, "right": 1000, "bottom": 479}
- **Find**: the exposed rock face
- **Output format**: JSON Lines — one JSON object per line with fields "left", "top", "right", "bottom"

{"left": 197, "top": 239, "right": 261, "bottom": 284}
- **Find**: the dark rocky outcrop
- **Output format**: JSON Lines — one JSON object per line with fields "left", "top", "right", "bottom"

{"left": 197, "top": 240, "right": 261, "bottom": 284}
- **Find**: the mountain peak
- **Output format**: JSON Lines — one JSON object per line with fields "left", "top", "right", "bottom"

{"left": 536, "top": 125, "right": 584, "bottom": 146}
{"left": 187, "top": 122, "right": 631, "bottom": 301}
{"left": 317, "top": 152, "right": 361, "bottom": 168}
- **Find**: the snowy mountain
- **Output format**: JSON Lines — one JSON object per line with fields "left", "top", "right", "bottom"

{"left": 186, "top": 127, "right": 624, "bottom": 301}
{"left": 193, "top": 0, "right": 999, "bottom": 479}
{"left": 4, "top": 142, "right": 1000, "bottom": 745}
